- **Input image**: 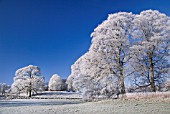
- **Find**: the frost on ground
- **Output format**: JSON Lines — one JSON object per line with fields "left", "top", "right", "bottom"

{"left": 0, "top": 98, "right": 170, "bottom": 114}
{"left": 0, "top": 92, "right": 170, "bottom": 114}
{"left": 6, "top": 91, "right": 82, "bottom": 99}
{"left": 34, "top": 91, "right": 82, "bottom": 99}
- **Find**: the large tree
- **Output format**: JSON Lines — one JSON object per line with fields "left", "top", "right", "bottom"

{"left": 67, "top": 50, "right": 110, "bottom": 92}
{"left": 67, "top": 50, "right": 118, "bottom": 99}
{"left": 130, "top": 10, "right": 170, "bottom": 92}
{"left": 11, "top": 65, "right": 45, "bottom": 97}
{"left": 90, "top": 12, "right": 134, "bottom": 94}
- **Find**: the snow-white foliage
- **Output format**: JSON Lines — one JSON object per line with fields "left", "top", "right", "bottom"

{"left": 48, "top": 74, "right": 65, "bottom": 91}
{"left": 67, "top": 50, "right": 104, "bottom": 91}
{"left": 130, "top": 10, "right": 170, "bottom": 90}
{"left": 90, "top": 12, "right": 135, "bottom": 94}
{"left": 164, "top": 80, "right": 170, "bottom": 91}
{"left": 67, "top": 10, "right": 170, "bottom": 99}
{"left": 90, "top": 12, "right": 134, "bottom": 55}
{"left": 67, "top": 12, "right": 135, "bottom": 98}
{"left": 11, "top": 79, "right": 27, "bottom": 94}
{"left": 11, "top": 65, "right": 45, "bottom": 96}
{"left": 67, "top": 50, "right": 119, "bottom": 99}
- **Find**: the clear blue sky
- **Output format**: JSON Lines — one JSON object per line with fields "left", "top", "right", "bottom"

{"left": 0, "top": 0, "right": 170, "bottom": 85}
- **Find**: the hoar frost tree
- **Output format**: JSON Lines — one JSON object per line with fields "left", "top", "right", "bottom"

{"left": 0, "top": 83, "right": 7, "bottom": 95}
{"left": 164, "top": 80, "right": 170, "bottom": 91}
{"left": 130, "top": 10, "right": 170, "bottom": 92}
{"left": 67, "top": 50, "right": 119, "bottom": 99}
{"left": 90, "top": 12, "right": 134, "bottom": 94}
{"left": 67, "top": 10, "right": 170, "bottom": 99}
{"left": 48, "top": 74, "right": 65, "bottom": 91}
{"left": 11, "top": 65, "right": 45, "bottom": 97}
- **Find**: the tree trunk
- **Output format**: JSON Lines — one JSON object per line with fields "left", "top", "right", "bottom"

{"left": 28, "top": 71, "right": 32, "bottom": 97}
{"left": 149, "top": 56, "right": 156, "bottom": 92}
{"left": 28, "top": 82, "right": 32, "bottom": 97}
{"left": 119, "top": 69, "right": 125, "bottom": 94}
{"left": 117, "top": 49, "right": 126, "bottom": 94}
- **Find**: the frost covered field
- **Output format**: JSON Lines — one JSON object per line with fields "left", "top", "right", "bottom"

{"left": 0, "top": 98, "right": 170, "bottom": 114}
{"left": 0, "top": 92, "right": 170, "bottom": 114}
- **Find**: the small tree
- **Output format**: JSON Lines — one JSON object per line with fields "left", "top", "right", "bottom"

{"left": 0, "top": 83, "right": 7, "bottom": 95}
{"left": 48, "top": 74, "right": 65, "bottom": 91}
{"left": 11, "top": 65, "right": 45, "bottom": 97}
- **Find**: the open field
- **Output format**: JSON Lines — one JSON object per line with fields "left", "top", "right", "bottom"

{"left": 0, "top": 91, "right": 170, "bottom": 114}
{"left": 0, "top": 97, "right": 170, "bottom": 114}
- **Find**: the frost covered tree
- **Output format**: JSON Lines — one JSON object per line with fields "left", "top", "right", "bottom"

{"left": 11, "top": 65, "right": 45, "bottom": 97}
{"left": 164, "top": 80, "right": 170, "bottom": 91}
{"left": 67, "top": 50, "right": 109, "bottom": 92}
{"left": 90, "top": 12, "right": 134, "bottom": 94}
{"left": 67, "top": 50, "right": 119, "bottom": 99}
{"left": 48, "top": 74, "right": 65, "bottom": 91}
{"left": 11, "top": 79, "right": 27, "bottom": 95}
{"left": 67, "top": 10, "right": 170, "bottom": 99}
{"left": 0, "top": 83, "right": 7, "bottom": 95}
{"left": 130, "top": 10, "right": 170, "bottom": 92}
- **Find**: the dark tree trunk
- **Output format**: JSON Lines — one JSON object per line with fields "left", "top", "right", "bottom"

{"left": 28, "top": 71, "right": 33, "bottom": 97}
{"left": 149, "top": 56, "right": 156, "bottom": 92}
{"left": 28, "top": 82, "right": 32, "bottom": 97}
{"left": 117, "top": 49, "right": 126, "bottom": 94}
{"left": 119, "top": 69, "right": 125, "bottom": 94}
